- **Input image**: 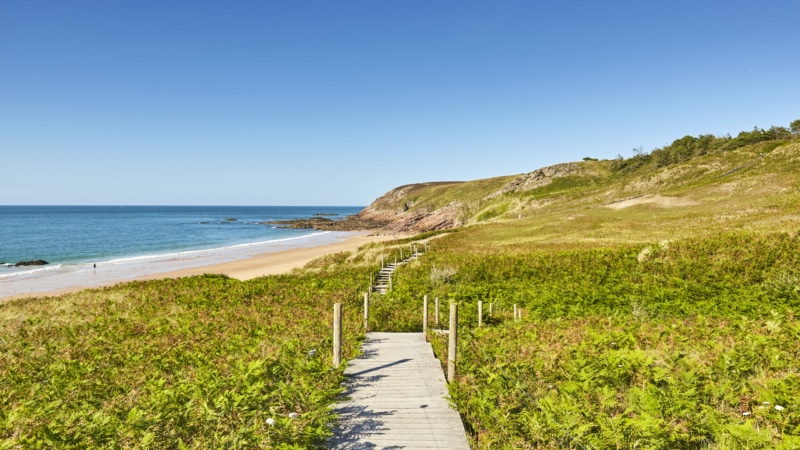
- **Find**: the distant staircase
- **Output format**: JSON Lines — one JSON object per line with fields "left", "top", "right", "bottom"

{"left": 372, "top": 249, "right": 423, "bottom": 294}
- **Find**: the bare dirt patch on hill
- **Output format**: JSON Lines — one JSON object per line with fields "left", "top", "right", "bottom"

{"left": 604, "top": 194, "right": 699, "bottom": 210}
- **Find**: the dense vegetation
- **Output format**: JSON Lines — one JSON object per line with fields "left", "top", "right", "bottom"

{"left": 1, "top": 270, "right": 371, "bottom": 448}
{"left": 2, "top": 123, "right": 799, "bottom": 448}
{"left": 372, "top": 231, "right": 800, "bottom": 448}
{"left": 612, "top": 120, "right": 799, "bottom": 172}
{"left": 364, "top": 128, "right": 800, "bottom": 448}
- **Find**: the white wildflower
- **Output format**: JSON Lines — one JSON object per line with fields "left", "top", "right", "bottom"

{"left": 763, "top": 401, "right": 771, "bottom": 405}
{"left": 775, "top": 405, "right": 785, "bottom": 411}
{"left": 742, "top": 412, "right": 750, "bottom": 416}
{"left": 288, "top": 412, "right": 299, "bottom": 419}
{"left": 266, "top": 417, "right": 275, "bottom": 426}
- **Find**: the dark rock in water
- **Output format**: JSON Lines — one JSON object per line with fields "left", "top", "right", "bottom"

{"left": 262, "top": 217, "right": 335, "bottom": 229}
{"left": 223, "top": 218, "right": 237, "bottom": 222}
{"left": 15, "top": 259, "right": 49, "bottom": 267}
{"left": 314, "top": 213, "right": 340, "bottom": 217}
{"left": 259, "top": 215, "right": 385, "bottom": 231}
{"left": 199, "top": 221, "right": 210, "bottom": 224}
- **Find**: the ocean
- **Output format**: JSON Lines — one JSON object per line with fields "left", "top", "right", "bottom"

{"left": 0, "top": 205, "right": 363, "bottom": 298}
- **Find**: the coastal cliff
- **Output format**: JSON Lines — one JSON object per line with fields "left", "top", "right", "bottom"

{"left": 351, "top": 163, "right": 585, "bottom": 233}
{"left": 346, "top": 135, "right": 800, "bottom": 234}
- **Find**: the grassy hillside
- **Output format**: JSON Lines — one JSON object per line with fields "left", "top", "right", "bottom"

{"left": 364, "top": 139, "right": 799, "bottom": 233}
{"left": 2, "top": 128, "right": 799, "bottom": 448}
{"left": 365, "top": 137, "right": 800, "bottom": 448}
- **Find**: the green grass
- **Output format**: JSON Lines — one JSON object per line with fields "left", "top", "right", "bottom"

{"left": 371, "top": 229, "right": 800, "bottom": 448}
{"left": 1, "top": 271, "right": 371, "bottom": 448}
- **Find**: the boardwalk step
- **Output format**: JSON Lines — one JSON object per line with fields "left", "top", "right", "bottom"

{"left": 370, "top": 251, "right": 425, "bottom": 294}
{"left": 327, "top": 333, "right": 470, "bottom": 449}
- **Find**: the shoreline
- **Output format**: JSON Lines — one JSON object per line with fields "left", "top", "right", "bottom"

{"left": 0, "top": 231, "right": 397, "bottom": 303}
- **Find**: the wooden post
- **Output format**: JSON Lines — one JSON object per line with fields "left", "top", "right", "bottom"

{"left": 489, "top": 302, "right": 493, "bottom": 318}
{"left": 448, "top": 303, "right": 458, "bottom": 381}
{"left": 435, "top": 297, "right": 440, "bottom": 326}
{"left": 513, "top": 304, "right": 518, "bottom": 322}
{"left": 388, "top": 273, "right": 392, "bottom": 291}
{"left": 381, "top": 255, "right": 384, "bottom": 268}
{"left": 423, "top": 295, "right": 428, "bottom": 333}
{"left": 478, "top": 300, "right": 483, "bottom": 327}
{"left": 333, "top": 303, "right": 342, "bottom": 367}
{"left": 363, "top": 292, "right": 369, "bottom": 331}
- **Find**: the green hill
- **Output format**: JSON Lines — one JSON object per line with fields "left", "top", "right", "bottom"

{"left": 359, "top": 134, "right": 800, "bottom": 243}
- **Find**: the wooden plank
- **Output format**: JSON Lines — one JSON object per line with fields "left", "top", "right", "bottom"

{"left": 328, "top": 332, "right": 470, "bottom": 449}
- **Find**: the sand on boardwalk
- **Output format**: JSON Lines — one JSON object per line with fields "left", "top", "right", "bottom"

{"left": 0, "top": 232, "right": 396, "bottom": 303}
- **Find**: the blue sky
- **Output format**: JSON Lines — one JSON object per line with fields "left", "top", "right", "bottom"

{"left": 2, "top": 1, "right": 798, "bottom": 206}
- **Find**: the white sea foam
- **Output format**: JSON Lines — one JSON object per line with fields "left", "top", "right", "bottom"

{"left": 0, "top": 264, "right": 64, "bottom": 279}
{"left": 0, "top": 231, "right": 349, "bottom": 299}
{"left": 99, "top": 231, "right": 331, "bottom": 266}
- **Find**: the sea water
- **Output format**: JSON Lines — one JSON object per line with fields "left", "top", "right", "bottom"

{"left": 0, "top": 205, "right": 363, "bottom": 298}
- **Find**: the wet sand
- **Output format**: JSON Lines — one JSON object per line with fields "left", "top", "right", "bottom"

{"left": 145, "top": 233, "right": 394, "bottom": 280}
{"left": 0, "top": 232, "right": 396, "bottom": 303}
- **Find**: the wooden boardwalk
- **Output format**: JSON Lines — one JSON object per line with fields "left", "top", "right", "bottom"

{"left": 373, "top": 251, "right": 422, "bottom": 295}
{"left": 327, "top": 332, "right": 470, "bottom": 449}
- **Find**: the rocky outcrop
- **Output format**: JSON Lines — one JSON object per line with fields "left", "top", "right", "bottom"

{"left": 15, "top": 259, "right": 49, "bottom": 266}
{"left": 265, "top": 217, "right": 336, "bottom": 229}
{"left": 262, "top": 216, "right": 387, "bottom": 231}
{"left": 356, "top": 199, "right": 463, "bottom": 233}
{"left": 487, "top": 163, "right": 581, "bottom": 198}
{"left": 265, "top": 164, "right": 585, "bottom": 234}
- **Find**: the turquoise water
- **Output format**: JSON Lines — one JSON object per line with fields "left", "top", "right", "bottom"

{"left": 0, "top": 205, "right": 362, "bottom": 271}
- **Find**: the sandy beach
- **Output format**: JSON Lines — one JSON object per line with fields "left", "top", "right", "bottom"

{"left": 0, "top": 232, "right": 396, "bottom": 303}
{"left": 144, "top": 232, "right": 395, "bottom": 280}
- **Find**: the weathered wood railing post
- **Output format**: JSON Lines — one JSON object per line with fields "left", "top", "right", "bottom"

{"left": 513, "top": 304, "right": 518, "bottom": 322}
{"left": 423, "top": 295, "right": 428, "bottom": 333}
{"left": 370, "top": 273, "right": 373, "bottom": 292}
{"left": 381, "top": 255, "right": 384, "bottom": 268}
{"left": 489, "top": 302, "right": 493, "bottom": 318}
{"left": 435, "top": 297, "right": 440, "bottom": 327}
{"left": 363, "top": 292, "right": 369, "bottom": 331}
{"left": 448, "top": 303, "right": 458, "bottom": 381}
{"left": 478, "top": 300, "right": 483, "bottom": 327}
{"left": 333, "top": 303, "right": 342, "bottom": 367}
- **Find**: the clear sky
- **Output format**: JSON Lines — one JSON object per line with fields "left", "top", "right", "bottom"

{"left": 2, "top": 1, "right": 799, "bottom": 206}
